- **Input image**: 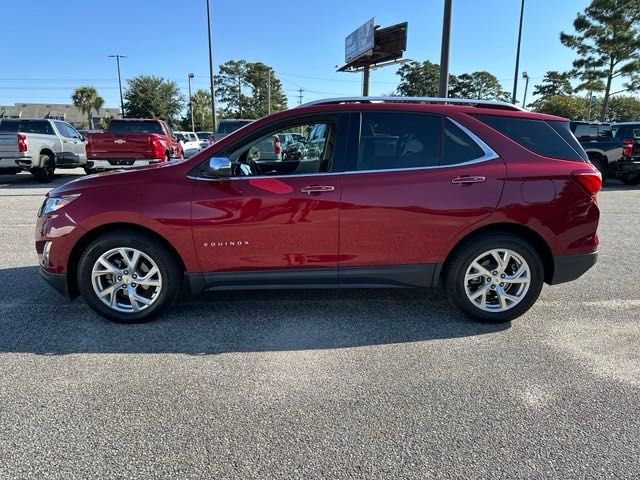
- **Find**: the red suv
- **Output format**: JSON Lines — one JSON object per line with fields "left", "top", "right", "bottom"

{"left": 36, "top": 97, "right": 601, "bottom": 324}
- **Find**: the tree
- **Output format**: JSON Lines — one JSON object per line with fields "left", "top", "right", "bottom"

{"left": 395, "top": 61, "right": 441, "bottom": 96}
{"left": 181, "top": 89, "right": 213, "bottom": 131}
{"left": 532, "top": 71, "right": 574, "bottom": 98}
{"left": 123, "top": 75, "right": 184, "bottom": 125}
{"left": 449, "top": 71, "right": 510, "bottom": 101}
{"left": 532, "top": 95, "right": 587, "bottom": 119}
{"left": 215, "top": 60, "right": 287, "bottom": 119}
{"left": 605, "top": 95, "right": 640, "bottom": 121}
{"left": 71, "top": 86, "right": 104, "bottom": 129}
{"left": 561, "top": 0, "right": 640, "bottom": 121}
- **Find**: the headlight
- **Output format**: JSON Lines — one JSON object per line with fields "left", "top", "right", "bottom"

{"left": 38, "top": 194, "right": 81, "bottom": 216}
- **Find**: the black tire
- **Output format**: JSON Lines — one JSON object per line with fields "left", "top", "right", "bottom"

{"left": 444, "top": 234, "right": 544, "bottom": 323}
{"left": 30, "top": 153, "right": 55, "bottom": 183}
{"left": 84, "top": 167, "right": 97, "bottom": 175}
{"left": 589, "top": 156, "right": 607, "bottom": 183}
{"left": 77, "top": 231, "right": 181, "bottom": 323}
{"left": 620, "top": 173, "right": 640, "bottom": 186}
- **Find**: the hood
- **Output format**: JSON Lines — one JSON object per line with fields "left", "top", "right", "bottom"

{"left": 48, "top": 161, "right": 177, "bottom": 197}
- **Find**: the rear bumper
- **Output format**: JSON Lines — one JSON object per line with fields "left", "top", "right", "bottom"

{"left": 549, "top": 252, "right": 598, "bottom": 285}
{"left": 87, "top": 158, "right": 163, "bottom": 170}
{"left": 0, "top": 156, "right": 31, "bottom": 169}
{"left": 616, "top": 158, "right": 640, "bottom": 174}
{"left": 40, "top": 268, "right": 69, "bottom": 297}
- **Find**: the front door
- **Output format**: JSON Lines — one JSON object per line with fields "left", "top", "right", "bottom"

{"left": 190, "top": 115, "right": 348, "bottom": 285}
{"left": 338, "top": 111, "right": 506, "bottom": 286}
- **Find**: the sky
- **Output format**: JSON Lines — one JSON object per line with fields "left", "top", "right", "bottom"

{"left": 0, "top": 0, "right": 600, "bottom": 111}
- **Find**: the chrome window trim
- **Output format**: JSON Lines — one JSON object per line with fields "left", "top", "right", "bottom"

{"left": 188, "top": 116, "right": 499, "bottom": 182}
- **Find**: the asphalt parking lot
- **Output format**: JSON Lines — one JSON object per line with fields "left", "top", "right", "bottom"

{"left": 0, "top": 169, "right": 638, "bottom": 479}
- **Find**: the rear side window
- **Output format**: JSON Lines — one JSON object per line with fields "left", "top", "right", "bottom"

{"left": 477, "top": 115, "right": 587, "bottom": 161}
{"left": 107, "top": 121, "right": 164, "bottom": 135}
{"left": 442, "top": 119, "right": 486, "bottom": 165}
{"left": 358, "top": 112, "right": 441, "bottom": 171}
{"left": 0, "top": 120, "right": 54, "bottom": 135}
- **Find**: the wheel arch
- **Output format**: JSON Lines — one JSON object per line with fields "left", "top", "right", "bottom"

{"left": 40, "top": 148, "right": 56, "bottom": 160}
{"left": 66, "top": 222, "right": 187, "bottom": 298}
{"left": 437, "top": 223, "right": 554, "bottom": 286}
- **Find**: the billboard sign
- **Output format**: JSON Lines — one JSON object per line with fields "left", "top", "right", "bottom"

{"left": 345, "top": 18, "right": 375, "bottom": 63}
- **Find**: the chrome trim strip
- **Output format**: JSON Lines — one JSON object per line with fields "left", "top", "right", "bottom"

{"left": 298, "top": 96, "right": 527, "bottom": 112}
{"left": 188, "top": 116, "right": 500, "bottom": 182}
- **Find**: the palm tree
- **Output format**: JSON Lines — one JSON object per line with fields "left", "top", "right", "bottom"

{"left": 190, "top": 89, "right": 212, "bottom": 130}
{"left": 71, "top": 86, "right": 104, "bottom": 129}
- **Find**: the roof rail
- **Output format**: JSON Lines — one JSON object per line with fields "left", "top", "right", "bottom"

{"left": 297, "top": 96, "right": 527, "bottom": 111}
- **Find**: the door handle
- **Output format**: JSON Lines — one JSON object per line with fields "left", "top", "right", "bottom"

{"left": 451, "top": 175, "right": 486, "bottom": 185}
{"left": 62, "top": 140, "right": 69, "bottom": 143}
{"left": 300, "top": 185, "right": 335, "bottom": 195}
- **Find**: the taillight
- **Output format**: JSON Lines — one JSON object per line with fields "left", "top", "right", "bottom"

{"left": 572, "top": 170, "right": 602, "bottom": 196}
{"left": 273, "top": 135, "right": 282, "bottom": 155}
{"left": 17, "top": 133, "right": 27, "bottom": 153}
{"left": 85, "top": 136, "right": 92, "bottom": 156}
{"left": 148, "top": 134, "right": 165, "bottom": 160}
{"left": 623, "top": 138, "right": 634, "bottom": 157}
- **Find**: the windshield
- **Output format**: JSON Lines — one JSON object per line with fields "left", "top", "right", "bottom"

{"left": 0, "top": 120, "right": 54, "bottom": 135}
{"left": 196, "top": 132, "right": 211, "bottom": 140}
{"left": 107, "top": 121, "right": 164, "bottom": 135}
{"left": 216, "top": 121, "right": 252, "bottom": 134}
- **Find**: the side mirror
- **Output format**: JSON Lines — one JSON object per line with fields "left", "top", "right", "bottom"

{"left": 204, "top": 156, "right": 232, "bottom": 178}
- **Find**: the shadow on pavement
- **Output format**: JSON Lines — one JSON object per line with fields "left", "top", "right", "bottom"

{"left": 0, "top": 171, "right": 84, "bottom": 190}
{"left": 0, "top": 266, "right": 509, "bottom": 355}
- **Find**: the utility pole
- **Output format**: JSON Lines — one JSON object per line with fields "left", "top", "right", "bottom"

{"left": 206, "top": 0, "right": 217, "bottom": 128}
{"left": 511, "top": 0, "right": 525, "bottom": 104}
{"left": 438, "top": 0, "right": 452, "bottom": 98}
{"left": 362, "top": 65, "right": 370, "bottom": 96}
{"left": 521, "top": 71, "right": 530, "bottom": 108}
{"left": 188, "top": 73, "right": 195, "bottom": 132}
{"left": 108, "top": 54, "right": 126, "bottom": 118}
{"left": 297, "top": 88, "right": 304, "bottom": 105}
{"left": 238, "top": 77, "right": 242, "bottom": 118}
{"left": 267, "top": 70, "right": 271, "bottom": 115}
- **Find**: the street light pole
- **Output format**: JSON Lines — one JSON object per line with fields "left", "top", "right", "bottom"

{"left": 206, "top": 0, "right": 217, "bottom": 129}
{"left": 511, "top": 0, "right": 525, "bottom": 104}
{"left": 188, "top": 73, "right": 195, "bottom": 132}
{"left": 438, "top": 0, "right": 453, "bottom": 98}
{"left": 108, "top": 54, "right": 126, "bottom": 118}
{"left": 522, "top": 71, "right": 530, "bottom": 108}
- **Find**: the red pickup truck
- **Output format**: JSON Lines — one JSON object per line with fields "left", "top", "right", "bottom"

{"left": 85, "top": 119, "right": 183, "bottom": 173}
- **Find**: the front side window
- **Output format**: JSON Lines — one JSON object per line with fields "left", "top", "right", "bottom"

{"left": 224, "top": 121, "right": 334, "bottom": 177}
{"left": 357, "top": 112, "right": 442, "bottom": 171}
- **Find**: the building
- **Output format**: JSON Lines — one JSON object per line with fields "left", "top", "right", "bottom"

{"left": 0, "top": 102, "right": 121, "bottom": 128}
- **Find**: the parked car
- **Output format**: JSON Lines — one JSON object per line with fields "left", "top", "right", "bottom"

{"left": 617, "top": 125, "right": 640, "bottom": 185}
{"left": 37, "top": 96, "right": 601, "bottom": 324}
{"left": 0, "top": 118, "right": 87, "bottom": 182}
{"left": 196, "top": 131, "right": 212, "bottom": 149}
{"left": 570, "top": 120, "right": 640, "bottom": 184}
{"left": 85, "top": 119, "right": 183, "bottom": 173}
{"left": 174, "top": 131, "right": 201, "bottom": 158}
{"left": 209, "top": 119, "right": 253, "bottom": 144}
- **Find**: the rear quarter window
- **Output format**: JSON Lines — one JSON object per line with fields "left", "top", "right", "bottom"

{"left": 476, "top": 115, "right": 587, "bottom": 161}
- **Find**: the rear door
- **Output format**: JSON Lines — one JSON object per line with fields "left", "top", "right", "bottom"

{"left": 338, "top": 111, "right": 506, "bottom": 286}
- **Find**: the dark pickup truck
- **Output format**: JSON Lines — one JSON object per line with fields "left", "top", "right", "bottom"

{"left": 570, "top": 121, "right": 640, "bottom": 185}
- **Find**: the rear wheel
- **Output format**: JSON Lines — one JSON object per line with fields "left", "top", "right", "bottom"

{"left": 31, "top": 153, "right": 55, "bottom": 183}
{"left": 589, "top": 156, "right": 607, "bottom": 183}
{"left": 445, "top": 234, "right": 544, "bottom": 323}
{"left": 84, "top": 167, "right": 97, "bottom": 175}
{"left": 77, "top": 231, "right": 181, "bottom": 323}
{"left": 620, "top": 173, "right": 640, "bottom": 186}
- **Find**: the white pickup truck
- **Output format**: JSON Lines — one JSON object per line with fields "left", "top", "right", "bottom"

{"left": 0, "top": 118, "right": 87, "bottom": 182}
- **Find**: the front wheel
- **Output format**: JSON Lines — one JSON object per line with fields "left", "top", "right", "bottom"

{"left": 77, "top": 231, "right": 181, "bottom": 323}
{"left": 620, "top": 173, "right": 640, "bottom": 186}
{"left": 444, "top": 234, "right": 544, "bottom": 323}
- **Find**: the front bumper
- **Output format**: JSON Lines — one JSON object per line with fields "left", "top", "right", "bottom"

{"left": 87, "top": 158, "right": 163, "bottom": 171}
{"left": 550, "top": 252, "right": 598, "bottom": 285}
{"left": 40, "top": 268, "right": 69, "bottom": 297}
